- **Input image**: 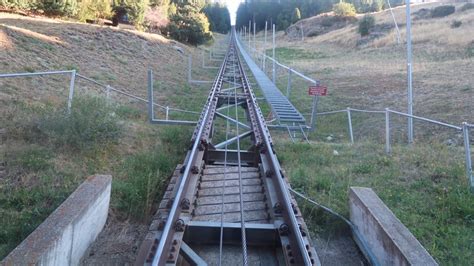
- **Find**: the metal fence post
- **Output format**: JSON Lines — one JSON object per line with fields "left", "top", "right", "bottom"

{"left": 310, "top": 95, "right": 319, "bottom": 132}
{"left": 147, "top": 69, "right": 154, "bottom": 122}
{"left": 106, "top": 85, "right": 111, "bottom": 101}
{"left": 253, "top": 22, "right": 256, "bottom": 51}
{"left": 166, "top": 106, "right": 169, "bottom": 121}
{"left": 263, "top": 21, "right": 267, "bottom": 70}
{"left": 202, "top": 50, "right": 205, "bottom": 68}
{"left": 347, "top": 108, "right": 354, "bottom": 144}
{"left": 248, "top": 20, "right": 251, "bottom": 47}
{"left": 188, "top": 55, "right": 192, "bottom": 83}
{"left": 385, "top": 108, "right": 391, "bottom": 154}
{"left": 67, "top": 69, "right": 76, "bottom": 114}
{"left": 462, "top": 122, "right": 473, "bottom": 192}
{"left": 272, "top": 24, "right": 276, "bottom": 84}
{"left": 286, "top": 68, "right": 292, "bottom": 99}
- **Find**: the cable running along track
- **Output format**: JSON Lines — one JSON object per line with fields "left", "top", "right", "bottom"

{"left": 136, "top": 28, "right": 320, "bottom": 266}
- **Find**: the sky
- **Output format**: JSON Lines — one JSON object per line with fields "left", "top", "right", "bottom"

{"left": 219, "top": 0, "right": 243, "bottom": 25}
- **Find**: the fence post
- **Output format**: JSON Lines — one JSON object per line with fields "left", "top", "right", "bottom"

{"left": 202, "top": 50, "right": 205, "bottom": 68}
{"left": 385, "top": 108, "right": 391, "bottom": 154}
{"left": 253, "top": 22, "right": 256, "bottom": 51}
{"left": 248, "top": 20, "right": 251, "bottom": 47}
{"left": 147, "top": 69, "right": 154, "bottom": 122}
{"left": 272, "top": 24, "right": 276, "bottom": 84}
{"left": 263, "top": 21, "right": 267, "bottom": 70}
{"left": 286, "top": 68, "right": 292, "bottom": 99}
{"left": 67, "top": 70, "right": 76, "bottom": 114}
{"left": 462, "top": 122, "right": 473, "bottom": 192}
{"left": 310, "top": 95, "right": 319, "bottom": 132}
{"left": 347, "top": 108, "right": 354, "bottom": 144}
{"left": 105, "top": 85, "right": 111, "bottom": 101}
{"left": 188, "top": 55, "right": 192, "bottom": 83}
{"left": 166, "top": 106, "right": 169, "bottom": 121}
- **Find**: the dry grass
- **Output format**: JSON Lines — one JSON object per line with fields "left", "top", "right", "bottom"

{"left": 0, "top": 12, "right": 222, "bottom": 259}
{"left": 253, "top": 3, "right": 474, "bottom": 125}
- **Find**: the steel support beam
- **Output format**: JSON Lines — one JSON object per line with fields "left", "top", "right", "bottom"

{"left": 214, "top": 131, "right": 252, "bottom": 149}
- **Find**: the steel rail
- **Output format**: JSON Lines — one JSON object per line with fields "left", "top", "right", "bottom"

{"left": 151, "top": 42, "right": 231, "bottom": 266}
{"left": 235, "top": 32, "right": 312, "bottom": 265}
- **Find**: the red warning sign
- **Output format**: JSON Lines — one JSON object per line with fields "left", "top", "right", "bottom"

{"left": 308, "top": 85, "right": 328, "bottom": 96}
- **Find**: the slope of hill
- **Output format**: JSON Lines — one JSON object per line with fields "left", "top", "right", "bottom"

{"left": 268, "top": 3, "right": 473, "bottom": 124}
{"left": 0, "top": 12, "right": 217, "bottom": 261}
{"left": 248, "top": 3, "right": 474, "bottom": 264}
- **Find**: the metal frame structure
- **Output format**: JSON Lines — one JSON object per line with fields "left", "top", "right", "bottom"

{"left": 137, "top": 28, "right": 319, "bottom": 266}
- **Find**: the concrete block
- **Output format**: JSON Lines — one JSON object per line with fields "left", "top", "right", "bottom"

{"left": 349, "top": 187, "right": 438, "bottom": 266}
{"left": 2, "top": 175, "right": 112, "bottom": 266}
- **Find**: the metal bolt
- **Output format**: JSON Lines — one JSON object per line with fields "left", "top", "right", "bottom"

{"left": 279, "top": 223, "right": 289, "bottom": 236}
{"left": 181, "top": 198, "right": 190, "bottom": 210}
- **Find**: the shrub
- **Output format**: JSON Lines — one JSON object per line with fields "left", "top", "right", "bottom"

{"left": 76, "top": 0, "right": 113, "bottom": 22}
{"left": 291, "top": 7, "right": 301, "bottom": 24}
{"left": 35, "top": 0, "right": 78, "bottom": 16}
{"left": 371, "top": 0, "right": 384, "bottom": 12}
{"left": 0, "top": 0, "right": 35, "bottom": 10}
{"left": 451, "top": 20, "right": 462, "bottom": 28}
{"left": 333, "top": 2, "right": 356, "bottom": 17}
{"left": 39, "top": 96, "right": 121, "bottom": 151}
{"left": 145, "top": 5, "right": 169, "bottom": 31}
{"left": 460, "top": 3, "right": 474, "bottom": 12}
{"left": 358, "top": 15, "right": 375, "bottom": 36}
{"left": 431, "top": 5, "right": 455, "bottom": 18}
{"left": 164, "top": 5, "right": 212, "bottom": 45}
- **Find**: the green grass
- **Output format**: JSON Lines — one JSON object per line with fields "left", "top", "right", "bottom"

{"left": 276, "top": 140, "right": 474, "bottom": 265}
{"left": 0, "top": 95, "right": 193, "bottom": 259}
{"left": 268, "top": 47, "right": 328, "bottom": 62}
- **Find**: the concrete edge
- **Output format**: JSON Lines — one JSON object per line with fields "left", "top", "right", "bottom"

{"left": 349, "top": 187, "right": 438, "bottom": 266}
{"left": 1, "top": 175, "right": 112, "bottom": 266}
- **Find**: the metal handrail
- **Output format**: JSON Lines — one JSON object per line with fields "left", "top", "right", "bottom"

{"left": 387, "top": 108, "right": 462, "bottom": 131}
{"left": 76, "top": 74, "right": 201, "bottom": 115}
{"left": 245, "top": 44, "right": 319, "bottom": 85}
{"left": 0, "top": 70, "right": 74, "bottom": 78}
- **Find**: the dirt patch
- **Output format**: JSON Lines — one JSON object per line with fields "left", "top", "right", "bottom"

{"left": 80, "top": 212, "right": 148, "bottom": 265}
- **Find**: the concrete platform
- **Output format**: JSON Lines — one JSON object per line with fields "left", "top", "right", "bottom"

{"left": 2, "top": 175, "right": 112, "bottom": 266}
{"left": 349, "top": 187, "right": 438, "bottom": 266}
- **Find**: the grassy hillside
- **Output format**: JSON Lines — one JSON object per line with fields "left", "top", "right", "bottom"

{"left": 244, "top": 3, "right": 474, "bottom": 264}
{"left": 0, "top": 13, "right": 219, "bottom": 260}
{"left": 257, "top": 3, "right": 473, "bottom": 124}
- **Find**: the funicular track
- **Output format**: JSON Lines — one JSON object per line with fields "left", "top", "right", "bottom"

{"left": 136, "top": 28, "right": 320, "bottom": 266}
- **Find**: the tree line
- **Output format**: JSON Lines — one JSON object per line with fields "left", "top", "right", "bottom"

{"left": 0, "top": 0, "right": 231, "bottom": 45}
{"left": 236, "top": 0, "right": 405, "bottom": 31}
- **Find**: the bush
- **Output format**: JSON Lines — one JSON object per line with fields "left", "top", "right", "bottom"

{"left": 292, "top": 7, "right": 301, "bottom": 24}
{"left": 460, "top": 3, "right": 474, "bottom": 12}
{"left": 39, "top": 96, "right": 121, "bottom": 151}
{"left": 358, "top": 15, "right": 375, "bottom": 36}
{"left": 76, "top": 0, "right": 113, "bottom": 21}
{"left": 333, "top": 2, "right": 356, "bottom": 17}
{"left": 431, "top": 5, "right": 455, "bottom": 18}
{"left": 451, "top": 20, "right": 462, "bottom": 28}
{"left": 164, "top": 5, "right": 212, "bottom": 45}
{"left": 0, "top": 0, "right": 35, "bottom": 9}
{"left": 36, "top": 0, "right": 78, "bottom": 16}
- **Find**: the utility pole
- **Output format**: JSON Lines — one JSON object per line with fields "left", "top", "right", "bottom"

{"left": 263, "top": 21, "right": 267, "bottom": 70}
{"left": 406, "top": 0, "right": 414, "bottom": 143}
{"left": 253, "top": 22, "right": 256, "bottom": 51}
{"left": 272, "top": 24, "right": 276, "bottom": 84}
{"left": 248, "top": 20, "right": 251, "bottom": 48}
